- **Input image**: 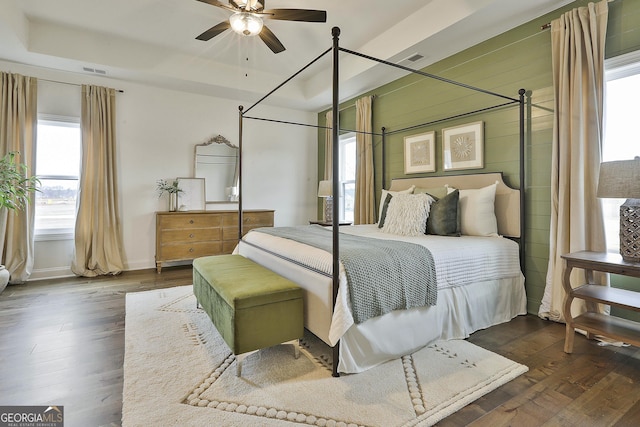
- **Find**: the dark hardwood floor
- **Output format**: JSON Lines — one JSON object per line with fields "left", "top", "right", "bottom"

{"left": 0, "top": 267, "right": 638, "bottom": 426}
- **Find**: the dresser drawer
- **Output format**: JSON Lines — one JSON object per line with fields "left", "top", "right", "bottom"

{"left": 161, "top": 228, "right": 221, "bottom": 243}
{"left": 222, "top": 226, "right": 240, "bottom": 241}
{"left": 158, "top": 213, "right": 222, "bottom": 229}
{"left": 244, "top": 211, "right": 274, "bottom": 226}
{"left": 221, "top": 211, "right": 273, "bottom": 240}
{"left": 222, "top": 211, "right": 274, "bottom": 227}
{"left": 159, "top": 242, "right": 223, "bottom": 261}
{"left": 223, "top": 224, "right": 266, "bottom": 240}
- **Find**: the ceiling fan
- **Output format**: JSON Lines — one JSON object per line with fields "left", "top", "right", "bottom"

{"left": 195, "top": 0, "right": 327, "bottom": 54}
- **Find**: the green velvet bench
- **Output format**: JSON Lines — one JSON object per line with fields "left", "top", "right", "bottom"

{"left": 192, "top": 254, "right": 304, "bottom": 376}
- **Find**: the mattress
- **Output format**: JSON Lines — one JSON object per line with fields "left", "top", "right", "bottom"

{"left": 238, "top": 224, "right": 526, "bottom": 373}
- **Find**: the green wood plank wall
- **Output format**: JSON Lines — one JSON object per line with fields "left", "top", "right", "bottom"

{"left": 317, "top": 0, "right": 640, "bottom": 317}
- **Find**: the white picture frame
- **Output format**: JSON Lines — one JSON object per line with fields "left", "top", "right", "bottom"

{"left": 442, "top": 121, "right": 484, "bottom": 171}
{"left": 404, "top": 131, "right": 436, "bottom": 174}
{"left": 177, "top": 177, "right": 206, "bottom": 211}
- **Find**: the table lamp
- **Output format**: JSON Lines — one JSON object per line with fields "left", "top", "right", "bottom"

{"left": 597, "top": 156, "right": 640, "bottom": 262}
{"left": 317, "top": 180, "right": 333, "bottom": 223}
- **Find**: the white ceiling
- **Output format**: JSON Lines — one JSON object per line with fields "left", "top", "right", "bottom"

{"left": 0, "top": 0, "right": 572, "bottom": 111}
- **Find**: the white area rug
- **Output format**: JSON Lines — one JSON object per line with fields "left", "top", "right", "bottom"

{"left": 122, "top": 286, "right": 528, "bottom": 426}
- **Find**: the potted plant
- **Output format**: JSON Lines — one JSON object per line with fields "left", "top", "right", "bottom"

{"left": 156, "top": 179, "right": 183, "bottom": 212}
{"left": 0, "top": 151, "right": 40, "bottom": 292}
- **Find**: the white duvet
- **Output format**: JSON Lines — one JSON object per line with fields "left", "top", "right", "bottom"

{"left": 242, "top": 224, "right": 523, "bottom": 346}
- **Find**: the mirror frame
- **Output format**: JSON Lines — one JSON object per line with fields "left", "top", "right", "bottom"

{"left": 194, "top": 134, "right": 239, "bottom": 204}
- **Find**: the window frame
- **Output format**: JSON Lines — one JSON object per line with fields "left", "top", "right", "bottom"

{"left": 601, "top": 50, "right": 640, "bottom": 252}
{"left": 34, "top": 114, "right": 81, "bottom": 241}
{"left": 338, "top": 133, "right": 356, "bottom": 222}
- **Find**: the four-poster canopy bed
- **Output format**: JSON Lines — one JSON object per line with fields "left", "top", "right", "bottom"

{"left": 235, "top": 27, "right": 527, "bottom": 376}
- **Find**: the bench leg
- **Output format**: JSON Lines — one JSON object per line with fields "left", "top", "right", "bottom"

{"left": 235, "top": 341, "right": 301, "bottom": 376}
{"left": 285, "top": 339, "right": 300, "bottom": 359}
{"left": 235, "top": 350, "right": 258, "bottom": 377}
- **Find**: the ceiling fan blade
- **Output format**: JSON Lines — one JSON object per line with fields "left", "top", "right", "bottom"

{"left": 195, "top": 0, "right": 237, "bottom": 12}
{"left": 196, "top": 21, "right": 231, "bottom": 41}
{"left": 261, "top": 8, "right": 327, "bottom": 22}
{"left": 259, "top": 25, "right": 285, "bottom": 53}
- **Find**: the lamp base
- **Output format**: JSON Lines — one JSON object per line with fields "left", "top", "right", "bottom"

{"left": 620, "top": 199, "right": 640, "bottom": 263}
{"left": 324, "top": 197, "right": 333, "bottom": 223}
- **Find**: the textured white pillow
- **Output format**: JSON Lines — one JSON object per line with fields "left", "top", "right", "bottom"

{"left": 378, "top": 185, "right": 415, "bottom": 223}
{"left": 450, "top": 182, "right": 498, "bottom": 237}
{"left": 381, "top": 193, "right": 433, "bottom": 236}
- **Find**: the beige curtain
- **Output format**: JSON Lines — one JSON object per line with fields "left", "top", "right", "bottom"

{"left": 323, "top": 110, "right": 333, "bottom": 181}
{"left": 71, "top": 85, "right": 124, "bottom": 277}
{"left": 354, "top": 96, "right": 375, "bottom": 224}
{"left": 0, "top": 72, "right": 37, "bottom": 283}
{"left": 539, "top": 0, "right": 609, "bottom": 322}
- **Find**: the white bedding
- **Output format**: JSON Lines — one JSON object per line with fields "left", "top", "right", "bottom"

{"left": 238, "top": 224, "right": 526, "bottom": 373}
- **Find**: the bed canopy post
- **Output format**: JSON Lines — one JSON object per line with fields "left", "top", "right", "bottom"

{"left": 238, "top": 105, "right": 244, "bottom": 241}
{"left": 331, "top": 26, "right": 341, "bottom": 378}
{"left": 518, "top": 88, "right": 526, "bottom": 272}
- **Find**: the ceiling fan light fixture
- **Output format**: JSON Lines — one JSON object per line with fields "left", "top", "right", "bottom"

{"left": 229, "top": 12, "right": 263, "bottom": 36}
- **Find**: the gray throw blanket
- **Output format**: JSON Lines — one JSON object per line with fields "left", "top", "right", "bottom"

{"left": 252, "top": 225, "right": 437, "bottom": 324}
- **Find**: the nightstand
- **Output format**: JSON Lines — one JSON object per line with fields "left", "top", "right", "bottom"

{"left": 561, "top": 251, "right": 640, "bottom": 353}
{"left": 309, "top": 220, "right": 352, "bottom": 226}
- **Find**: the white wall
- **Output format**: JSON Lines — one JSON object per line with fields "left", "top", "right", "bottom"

{"left": 0, "top": 61, "right": 318, "bottom": 279}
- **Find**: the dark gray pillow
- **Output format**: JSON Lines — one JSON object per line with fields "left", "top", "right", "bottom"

{"left": 378, "top": 193, "right": 393, "bottom": 228}
{"left": 426, "top": 190, "right": 461, "bottom": 236}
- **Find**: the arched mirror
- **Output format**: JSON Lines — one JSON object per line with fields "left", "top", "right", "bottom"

{"left": 194, "top": 135, "right": 239, "bottom": 203}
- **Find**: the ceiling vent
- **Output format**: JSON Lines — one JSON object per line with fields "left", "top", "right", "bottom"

{"left": 406, "top": 53, "right": 424, "bottom": 63}
{"left": 397, "top": 53, "right": 426, "bottom": 66}
{"left": 83, "top": 67, "right": 107, "bottom": 75}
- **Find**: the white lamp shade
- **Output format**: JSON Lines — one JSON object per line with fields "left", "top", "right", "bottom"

{"left": 597, "top": 157, "right": 640, "bottom": 199}
{"left": 229, "top": 12, "right": 264, "bottom": 36}
{"left": 317, "top": 180, "right": 332, "bottom": 198}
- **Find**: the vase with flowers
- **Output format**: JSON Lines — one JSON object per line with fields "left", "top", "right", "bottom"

{"left": 156, "top": 179, "right": 183, "bottom": 212}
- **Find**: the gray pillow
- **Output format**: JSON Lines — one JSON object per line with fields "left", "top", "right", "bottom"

{"left": 378, "top": 193, "right": 393, "bottom": 228}
{"left": 426, "top": 190, "right": 461, "bottom": 236}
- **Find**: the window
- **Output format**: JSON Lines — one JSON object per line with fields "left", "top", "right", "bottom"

{"left": 35, "top": 116, "right": 81, "bottom": 239}
{"left": 603, "top": 52, "right": 640, "bottom": 251}
{"left": 338, "top": 134, "right": 356, "bottom": 222}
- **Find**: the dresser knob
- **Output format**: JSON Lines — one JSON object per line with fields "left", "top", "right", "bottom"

{"left": 189, "top": 233, "right": 194, "bottom": 238}
{"left": 189, "top": 220, "right": 194, "bottom": 224}
{"left": 189, "top": 248, "right": 194, "bottom": 252}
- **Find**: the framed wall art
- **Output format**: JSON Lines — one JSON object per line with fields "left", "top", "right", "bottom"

{"left": 176, "top": 177, "right": 206, "bottom": 211}
{"left": 442, "top": 121, "right": 484, "bottom": 171}
{"left": 404, "top": 131, "right": 436, "bottom": 174}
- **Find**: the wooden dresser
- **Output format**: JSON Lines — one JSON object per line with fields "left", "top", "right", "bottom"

{"left": 155, "top": 209, "right": 274, "bottom": 273}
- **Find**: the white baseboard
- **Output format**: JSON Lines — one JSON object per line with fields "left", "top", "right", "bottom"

{"left": 28, "top": 267, "right": 75, "bottom": 281}
{"left": 28, "top": 259, "right": 192, "bottom": 281}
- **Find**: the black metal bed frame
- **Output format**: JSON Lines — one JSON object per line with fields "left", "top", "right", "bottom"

{"left": 237, "top": 26, "right": 526, "bottom": 377}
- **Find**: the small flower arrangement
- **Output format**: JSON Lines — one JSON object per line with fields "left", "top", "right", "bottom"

{"left": 156, "top": 179, "right": 182, "bottom": 198}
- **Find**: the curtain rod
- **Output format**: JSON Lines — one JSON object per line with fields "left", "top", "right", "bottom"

{"left": 541, "top": 0, "right": 615, "bottom": 30}
{"left": 39, "top": 77, "right": 124, "bottom": 93}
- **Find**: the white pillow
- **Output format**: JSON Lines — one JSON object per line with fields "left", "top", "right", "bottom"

{"left": 449, "top": 182, "right": 498, "bottom": 237}
{"left": 381, "top": 193, "right": 433, "bottom": 236}
{"left": 378, "top": 185, "right": 415, "bottom": 223}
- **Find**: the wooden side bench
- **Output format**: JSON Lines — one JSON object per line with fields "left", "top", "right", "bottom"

{"left": 193, "top": 254, "right": 304, "bottom": 376}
